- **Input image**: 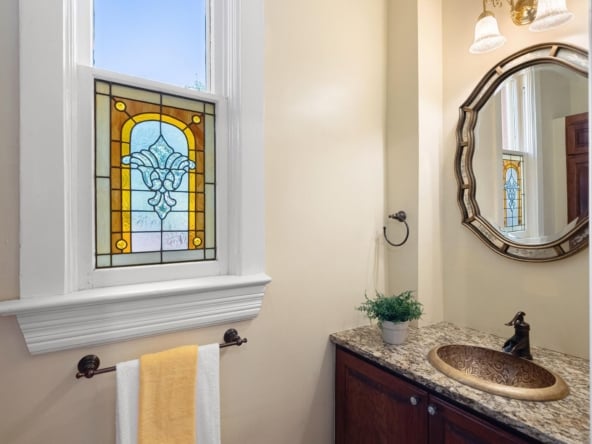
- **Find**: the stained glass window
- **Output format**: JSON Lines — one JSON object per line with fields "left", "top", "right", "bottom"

{"left": 503, "top": 154, "right": 525, "bottom": 232}
{"left": 95, "top": 80, "right": 216, "bottom": 268}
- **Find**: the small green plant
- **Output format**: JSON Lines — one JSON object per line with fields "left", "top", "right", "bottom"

{"left": 357, "top": 290, "right": 423, "bottom": 324}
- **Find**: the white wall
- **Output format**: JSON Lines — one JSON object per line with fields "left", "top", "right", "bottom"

{"left": 0, "top": 0, "right": 386, "bottom": 442}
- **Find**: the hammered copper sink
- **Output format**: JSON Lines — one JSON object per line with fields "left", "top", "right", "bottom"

{"left": 427, "top": 344, "right": 569, "bottom": 401}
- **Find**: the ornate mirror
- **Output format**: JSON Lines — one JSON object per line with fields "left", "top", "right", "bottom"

{"left": 455, "top": 43, "right": 588, "bottom": 262}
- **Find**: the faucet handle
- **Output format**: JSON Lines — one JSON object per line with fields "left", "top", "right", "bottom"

{"left": 505, "top": 311, "right": 526, "bottom": 327}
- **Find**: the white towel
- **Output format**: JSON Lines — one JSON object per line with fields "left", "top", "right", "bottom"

{"left": 116, "top": 359, "right": 139, "bottom": 444}
{"left": 115, "top": 344, "right": 221, "bottom": 444}
{"left": 196, "top": 344, "right": 221, "bottom": 444}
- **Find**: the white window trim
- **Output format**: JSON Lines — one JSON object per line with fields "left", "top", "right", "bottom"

{"left": 0, "top": 0, "right": 270, "bottom": 354}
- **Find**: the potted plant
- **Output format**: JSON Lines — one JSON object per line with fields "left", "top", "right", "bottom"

{"left": 356, "top": 290, "right": 423, "bottom": 344}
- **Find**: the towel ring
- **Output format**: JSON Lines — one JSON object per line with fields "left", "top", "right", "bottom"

{"left": 383, "top": 210, "right": 409, "bottom": 247}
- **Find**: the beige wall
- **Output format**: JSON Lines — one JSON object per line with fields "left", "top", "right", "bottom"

{"left": 385, "top": 0, "right": 445, "bottom": 325}
{"left": 0, "top": 0, "right": 386, "bottom": 443}
{"left": 1, "top": 0, "right": 590, "bottom": 443}
{"left": 385, "top": 0, "right": 419, "bottom": 297}
{"left": 441, "top": 0, "right": 589, "bottom": 358}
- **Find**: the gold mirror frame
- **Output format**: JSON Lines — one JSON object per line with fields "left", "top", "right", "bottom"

{"left": 455, "top": 43, "right": 588, "bottom": 262}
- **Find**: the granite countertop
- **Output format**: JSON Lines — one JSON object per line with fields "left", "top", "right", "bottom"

{"left": 330, "top": 322, "right": 589, "bottom": 444}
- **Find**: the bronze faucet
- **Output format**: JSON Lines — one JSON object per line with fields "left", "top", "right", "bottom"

{"left": 502, "top": 311, "right": 533, "bottom": 360}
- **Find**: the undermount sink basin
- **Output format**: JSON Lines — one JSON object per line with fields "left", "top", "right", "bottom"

{"left": 427, "top": 344, "right": 569, "bottom": 401}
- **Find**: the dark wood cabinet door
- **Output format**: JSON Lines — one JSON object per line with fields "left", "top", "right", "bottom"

{"left": 335, "top": 347, "right": 428, "bottom": 444}
{"left": 427, "top": 396, "right": 532, "bottom": 444}
{"left": 566, "top": 112, "right": 589, "bottom": 221}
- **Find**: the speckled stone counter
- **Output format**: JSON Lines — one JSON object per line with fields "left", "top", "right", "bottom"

{"left": 330, "top": 323, "right": 589, "bottom": 444}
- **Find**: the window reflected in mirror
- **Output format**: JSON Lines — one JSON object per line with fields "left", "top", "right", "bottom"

{"left": 474, "top": 63, "right": 588, "bottom": 244}
{"left": 502, "top": 153, "right": 525, "bottom": 232}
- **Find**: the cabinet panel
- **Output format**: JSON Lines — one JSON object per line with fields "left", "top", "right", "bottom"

{"left": 335, "top": 348, "right": 537, "bottom": 444}
{"left": 566, "top": 112, "right": 589, "bottom": 221}
{"left": 428, "top": 396, "right": 531, "bottom": 443}
{"left": 336, "top": 347, "right": 428, "bottom": 444}
{"left": 566, "top": 153, "right": 589, "bottom": 221}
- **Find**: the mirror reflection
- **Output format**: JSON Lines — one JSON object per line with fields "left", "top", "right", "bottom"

{"left": 455, "top": 43, "right": 589, "bottom": 261}
{"left": 474, "top": 64, "right": 588, "bottom": 244}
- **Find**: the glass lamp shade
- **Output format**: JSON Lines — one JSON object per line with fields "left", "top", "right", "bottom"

{"left": 529, "top": 0, "right": 574, "bottom": 31}
{"left": 469, "top": 13, "right": 507, "bottom": 54}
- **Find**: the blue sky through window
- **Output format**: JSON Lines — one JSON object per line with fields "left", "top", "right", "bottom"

{"left": 94, "top": 0, "right": 207, "bottom": 89}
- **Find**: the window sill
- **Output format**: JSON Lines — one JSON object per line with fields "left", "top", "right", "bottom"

{"left": 0, "top": 273, "right": 271, "bottom": 354}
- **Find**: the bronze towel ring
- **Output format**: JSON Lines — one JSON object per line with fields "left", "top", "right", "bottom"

{"left": 383, "top": 211, "right": 409, "bottom": 247}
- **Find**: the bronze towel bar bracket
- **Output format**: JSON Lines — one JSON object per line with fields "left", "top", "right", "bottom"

{"left": 75, "top": 328, "right": 247, "bottom": 379}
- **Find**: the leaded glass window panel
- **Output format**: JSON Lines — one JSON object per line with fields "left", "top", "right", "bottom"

{"left": 503, "top": 153, "right": 525, "bottom": 232}
{"left": 95, "top": 80, "right": 216, "bottom": 268}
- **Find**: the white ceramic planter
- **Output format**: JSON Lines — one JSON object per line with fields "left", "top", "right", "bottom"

{"left": 381, "top": 321, "right": 409, "bottom": 345}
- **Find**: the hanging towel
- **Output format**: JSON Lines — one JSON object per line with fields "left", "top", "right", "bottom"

{"left": 116, "top": 344, "right": 221, "bottom": 444}
{"left": 116, "top": 359, "right": 140, "bottom": 444}
{"left": 195, "top": 344, "right": 221, "bottom": 444}
{"left": 139, "top": 345, "right": 198, "bottom": 444}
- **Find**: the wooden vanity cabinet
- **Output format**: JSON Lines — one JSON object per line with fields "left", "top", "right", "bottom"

{"left": 335, "top": 345, "right": 429, "bottom": 443}
{"left": 335, "top": 347, "right": 535, "bottom": 444}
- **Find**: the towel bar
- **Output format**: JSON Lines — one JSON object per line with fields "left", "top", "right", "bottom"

{"left": 75, "top": 328, "right": 247, "bottom": 379}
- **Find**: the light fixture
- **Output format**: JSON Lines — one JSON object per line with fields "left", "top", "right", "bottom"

{"left": 529, "top": 0, "right": 573, "bottom": 31}
{"left": 469, "top": 0, "right": 574, "bottom": 54}
{"left": 470, "top": 10, "right": 507, "bottom": 54}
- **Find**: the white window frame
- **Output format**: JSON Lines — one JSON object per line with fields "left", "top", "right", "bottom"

{"left": 499, "top": 69, "right": 542, "bottom": 239}
{"left": 0, "top": 0, "right": 269, "bottom": 354}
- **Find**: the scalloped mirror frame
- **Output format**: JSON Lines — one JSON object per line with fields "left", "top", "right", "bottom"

{"left": 455, "top": 42, "right": 588, "bottom": 262}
